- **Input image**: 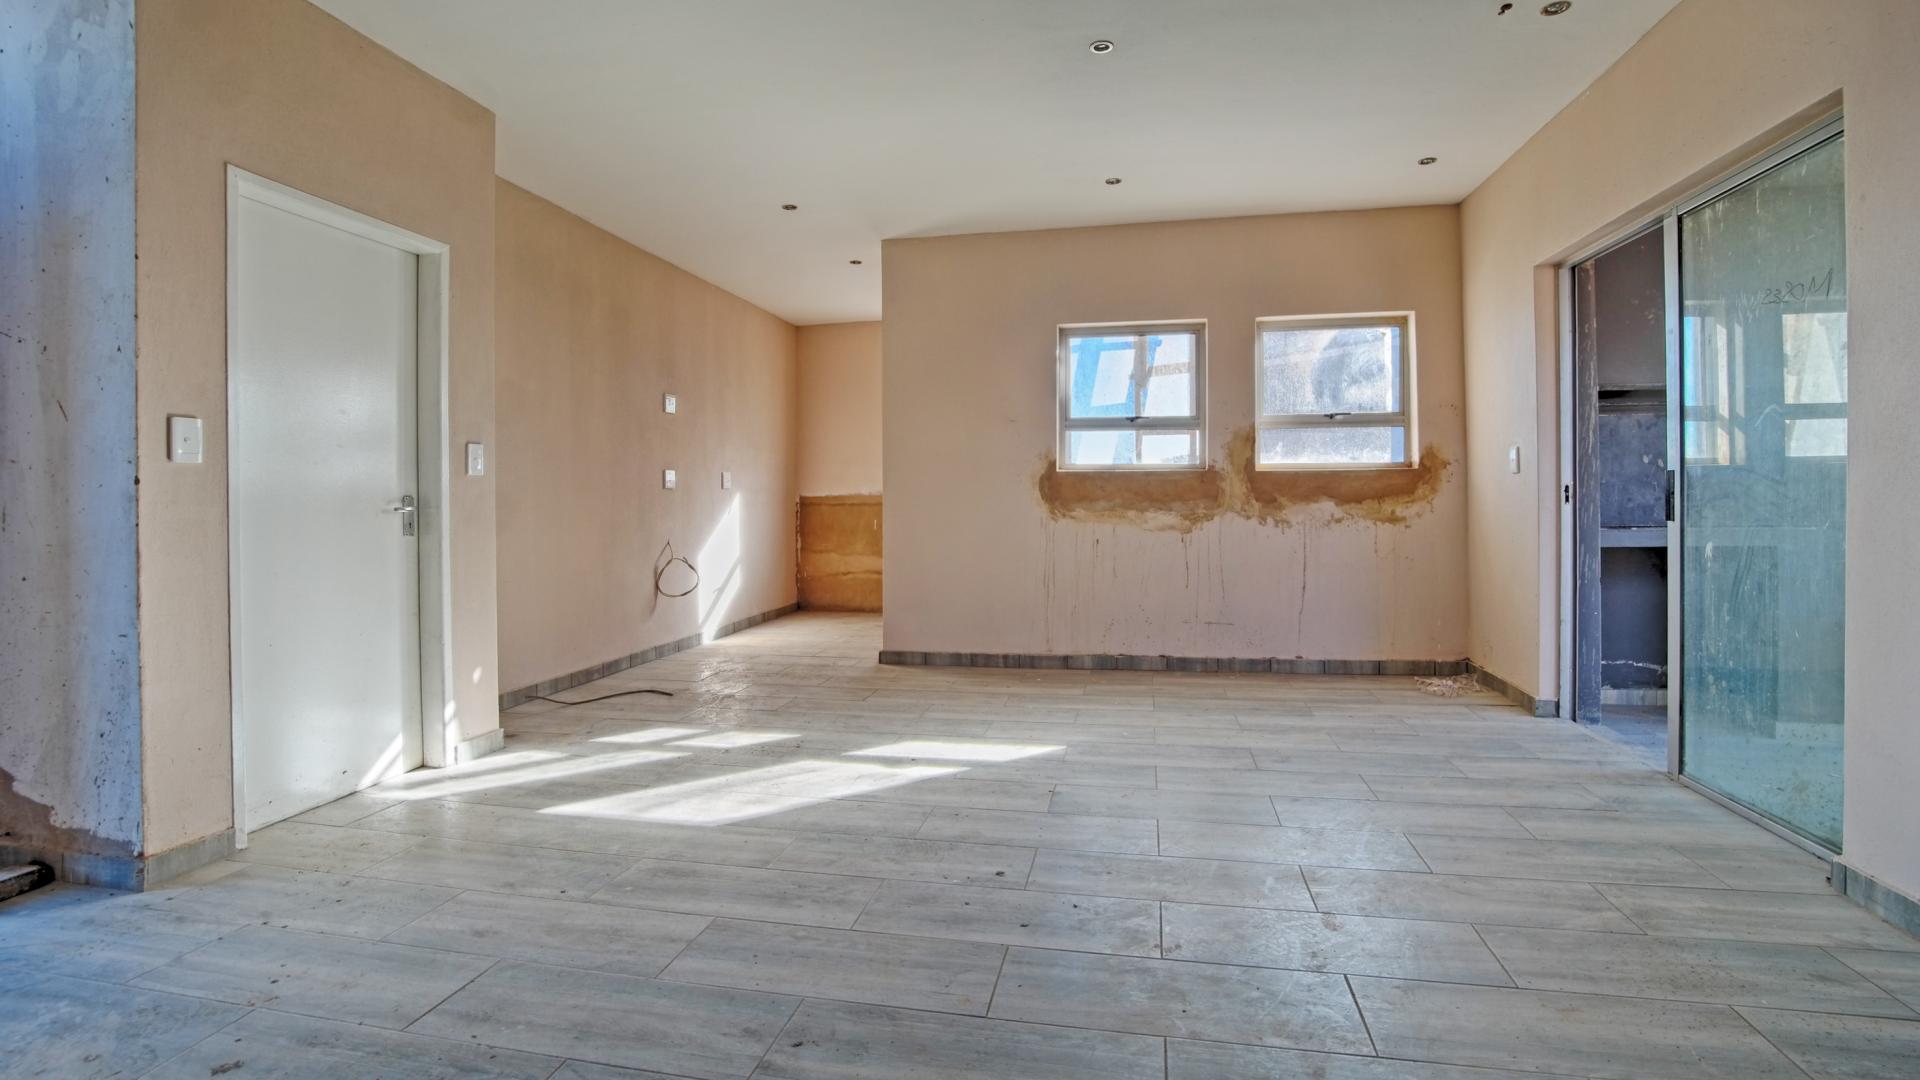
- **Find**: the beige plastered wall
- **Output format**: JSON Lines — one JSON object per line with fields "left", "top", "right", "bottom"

{"left": 135, "top": 0, "right": 500, "bottom": 855}
{"left": 883, "top": 206, "right": 1466, "bottom": 661}
{"left": 495, "top": 180, "right": 798, "bottom": 695}
{"left": 1460, "top": 0, "right": 1920, "bottom": 898}
{"left": 797, "top": 321, "right": 882, "bottom": 497}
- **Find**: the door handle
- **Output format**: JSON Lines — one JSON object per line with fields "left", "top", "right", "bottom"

{"left": 392, "top": 495, "right": 416, "bottom": 536}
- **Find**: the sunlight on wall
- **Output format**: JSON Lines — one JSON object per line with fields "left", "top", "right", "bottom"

{"left": 698, "top": 495, "right": 743, "bottom": 642}
{"left": 356, "top": 735, "right": 407, "bottom": 788}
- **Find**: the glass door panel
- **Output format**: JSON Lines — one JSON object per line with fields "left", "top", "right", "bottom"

{"left": 1677, "top": 130, "right": 1846, "bottom": 848}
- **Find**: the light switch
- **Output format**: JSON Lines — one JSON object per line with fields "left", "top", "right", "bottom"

{"left": 168, "top": 416, "right": 203, "bottom": 464}
{"left": 1508, "top": 444, "right": 1522, "bottom": 475}
{"left": 663, "top": 468, "right": 677, "bottom": 490}
{"left": 466, "top": 442, "right": 486, "bottom": 476}
{"left": 721, "top": 470, "right": 732, "bottom": 490}
{"left": 663, "top": 393, "right": 677, "bottom": 414}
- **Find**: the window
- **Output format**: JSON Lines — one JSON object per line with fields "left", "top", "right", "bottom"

{"left": 1255, "top": 314, "right": 1412, "bottom": 468}
{"left": 1057, "top": 322, "right": 1205, "bottom": 469}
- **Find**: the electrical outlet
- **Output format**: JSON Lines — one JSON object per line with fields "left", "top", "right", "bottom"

{"left": 167, "top": 416, "right": 203, "bottom": 464}
{"left": 721, "top": 470, "right": 732, "bottom": 490}
{"left": 466, "top": 442, "right": 486, "bottom": 476}
{"left": 663, "top": 468, "right": 677, "bottom": 490}
{"left": 663, "top": 393, "right": 677, "bottom": 414}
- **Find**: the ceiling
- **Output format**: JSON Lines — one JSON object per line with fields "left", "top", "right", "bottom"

{"left": 310, "top": 0, "right": 1679, "bottom": 325}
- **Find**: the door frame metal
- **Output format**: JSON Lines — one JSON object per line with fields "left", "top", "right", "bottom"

{"left": 1553, "top": 112, "right": 1844, "bottom": 856}
{"left": 224, "top": 166, "right": 455, "bottom": 845}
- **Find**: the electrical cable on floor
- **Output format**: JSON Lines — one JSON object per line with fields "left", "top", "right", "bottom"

{"left": 533, "top": 688, "right": 674, "bottom": 706}
{"left": 532, "top": 542, "right": 704, "bottom": 707}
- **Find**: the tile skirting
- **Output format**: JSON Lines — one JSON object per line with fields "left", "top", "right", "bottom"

{"left": 879, "top": 650, "right": 1470, "bottom": 676}
{"left": 1467, "top": 660, "right": 1559, "bottom": 718}
{"left": 500, "top": 603, "right": 800, "bottom": 710}
{"left": 452, "top": 727, "right": 505, "bottom": 764}
{"left": 1830, "top": 859, "right": 1920, "bottom": 939}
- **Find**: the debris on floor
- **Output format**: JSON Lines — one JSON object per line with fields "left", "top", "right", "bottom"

{"left": 0, "top": 862, "right": 53, "bottom": 903}
{"left": 1415, "top": 673, "right": 1481, "bottom": 697}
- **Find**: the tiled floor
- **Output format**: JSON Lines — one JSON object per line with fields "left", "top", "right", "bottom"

{"left": 6, "top": 612, "right": 1918, "bottom": 1079}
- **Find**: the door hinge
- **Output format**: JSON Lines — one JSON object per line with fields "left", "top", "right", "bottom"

{"left": 1562, "top": 483, "right": 1572, "bottom": 506}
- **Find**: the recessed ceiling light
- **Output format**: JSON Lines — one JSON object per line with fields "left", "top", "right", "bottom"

{"left": 1104, "top": 177, "right": 1123, "bottom": 186}
{"left": 1089, "top": 40, "right": 1115, "bottom": 54}
{"left": 780, "top": 203, "right": 798, "bottom": 211}
{"left": 1418, "top": 156, "right": 1438, "bottom": 165}
{"left": 1541, "top": 1, "right": 1571, "bottom": 14}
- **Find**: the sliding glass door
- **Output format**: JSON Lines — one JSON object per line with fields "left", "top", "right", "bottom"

{"left": 1675, "top": 126, "right": 1847, "bottom": 848}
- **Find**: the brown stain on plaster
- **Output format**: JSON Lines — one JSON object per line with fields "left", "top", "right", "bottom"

{"left": 798, "top": 495, "right": 883, "bottom": 611}
{"left": 0, "top": 767, "right": 135, "bottom": 860}
{"left": 1037, "top": 427, "right": 1450, "bottom": 529}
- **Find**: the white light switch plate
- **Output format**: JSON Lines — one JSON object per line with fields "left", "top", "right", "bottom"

{"left": 168, "top": 416, "right": 203, "bottom": 464}
{"left": 663, "top": 393, "right": 677, "bottom": 414}
{"left": 466, "top": 442, "right": 486, "bottom": 476}
{"left": 721, "top": 470, "right": 732, "bottom": 490}
{"left": 663, "top": 468, "right": 677, "bottom": 490}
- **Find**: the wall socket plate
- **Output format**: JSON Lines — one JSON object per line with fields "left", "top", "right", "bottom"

{"left": 663, "top": 468, "right": 677, "bottom": 490}
{"left": 168, "top": 416, "right": 203, "bottom": 464}
{"left": 663, "top": 393, "right": 677, "bottom": 414}
{"left": 721, "top": 470, "right": 732, "bottom": 490}
{"left": 466, "top": 442, "right": 486, "bottom": 476}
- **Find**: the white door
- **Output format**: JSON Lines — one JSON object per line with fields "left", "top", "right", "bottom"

{"left": 231, "top": 190, "right": 422, "bottom": 831}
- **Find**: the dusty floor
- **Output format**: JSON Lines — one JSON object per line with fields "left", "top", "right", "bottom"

{"left": 4, "top": 613, "right": 1916, "bottom": 1079}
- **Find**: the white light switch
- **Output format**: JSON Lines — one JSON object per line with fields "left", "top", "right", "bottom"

{"left": 168, "top": 416, "right": 203, "bottom": 464}
{"left": 1508, "top": 444, "right": 1522, "bottom": 475}
{"left": 721, "top": 470, "right": 732, "bottom": 490}
{"left": 663, "top": 393, "right": 677, "bottom": 414}
{"left": 466, "top": 442, "right": 486, "bottom": 476}
{"left": 663, "top": 468, "right": 677, "bottom": 490}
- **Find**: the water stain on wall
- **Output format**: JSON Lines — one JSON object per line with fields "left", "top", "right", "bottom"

{"left": 797, "top": 495, "right": 883, "bottom": 611}
{"left": 0, "top": 768, "right": 136, "bottom": 861}
{"left": 1036, "top": 427, "right": 1450, "bottom": 530}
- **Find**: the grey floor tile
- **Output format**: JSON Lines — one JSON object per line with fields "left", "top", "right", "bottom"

{"left": 133, "top": 863, "right": 459, "bottom": 940}
{"left": 1506, "top": 807, "right": 1799, "bottom": 848}
{"left": 1478, "top": 925, "right": 1916, "bottom": 1017}
{"left": 1672, "top": 843, "right": 1835, "bottom": 892}
{"left": 360, "top": 836, "right": 635, "bottom": 900}
{"left": 1250, "top": 749, "right": 1467, "bottom": 777}
{"left": 843, "top": 776, "right": 1057, "bottom": 812}
{"left": 855, "top": 878, "right": 1161, "bottom": 956}
{"left": 1069, "top": 743, "right": 1257, "bottom": 768}
{"left": 1349, "top": 976, "right": 1806, "bottom": 1079}
{"left": 1164, "top": 902, "right": 1512, "bottom": 985}
{"left": 591, "top": 858, "right": 880, "bottom": 928}
{"left": 742, "top": 798, "right": 932, "bottom": 837}
{"left": 1048, "top": 785, "right": 1279, "bottom": 824}
{"left": 916, "top": 807, "right": 1159, "bottom": 854}
{"left": 1596, "top": 885, "right": 1920, "bottom": 951}
{"left": 0, "top": 974, "right": 244, "bottom": 1079}
{"left": 754, "top": 998, "right": 1165, "bottom": 1080}
{"left": 662, "top": 918, "right": 1005, "bottom": 1014}
{"left": 1361, "top": 776, "right": 1609, "bottom": 810}
{"left": 1157, "top": 766, "right": 1375, "bottom": 799}
{"left": 1302, "top": 866, "right": 1644, "bottom": 932}
{"left": 1028, "top": 849, "right": 1313, "bottom": 910}
{"left": 409, "top": 960, "right": 798, "bottom": 1079}
{"left": 961, "top": 760, "right": 1155, "bottom": 788}
{"left": 289, "top": 791, "right": 405, "bottom": 826}
{"left": 771, "top": 832, "right": 1036, "bottom": 888}
{"left": 385, "top": 889, "right": 711, "bottom": 976}
{"left": 1269, "top": 796, "right": 1529, "bottom": 837}
{"left": 1737, "top": 1006, "right": 1920, "bottom": 1080}
{"left": 990, "top": 947, "right": 1374, "bottom": 1053}
{"left": 132, "top": 923, "right": 494, "bottom": 1028}
{"left": 1406, "top": 834, "right": 1723, "bottom": 886}
{"left": 1160, "top": 819, "right": 1428, "bottom": 871}
{"left": 354, "top": 799, "right": 796, "bottom": 867}
{"left": 145, "top": 1008, "right": 562, "bottom": 1079}
{"left": 1167, "top": 1039, "right": 1587, "bottom": 1080}
{"left": 233, "top": 821, "right": 423, "bottom": 872}
{"left": 1830, "top": 948, "right": 1920, "bottom": 1011}
{"left": 552, "top": 1063, "right": 699, "bottom": 1080}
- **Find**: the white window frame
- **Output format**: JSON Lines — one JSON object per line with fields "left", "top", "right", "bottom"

{"left": 1254, "top": 312, "right": 1416, "bottom": 471}
{"left": 1056, "top": 320, "right": 1207, "bottom": 471}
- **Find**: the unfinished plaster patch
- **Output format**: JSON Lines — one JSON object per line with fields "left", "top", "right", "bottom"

{"left": 1036, "top": 427, "right": 1449, "bottom": 529}
{"left": 0, "top": 768, "right": 136, "bottom": 861}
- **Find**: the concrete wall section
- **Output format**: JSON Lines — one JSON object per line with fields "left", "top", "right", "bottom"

{"left": 136, "top": 0, "right": 500, "bottom": 856}
{"left": 882, "top": 207, "right": 1466, "bottom": 661}
{"left": 0, "top": 0, "right": 142, "bottom": 875}
{"left": 796, "top": 321, "right": 882, "bottom": 497}
{"left": 1458, "top": 0, "right": 1920, "bottom": 900}
{"left": 495, "top": 180, "right": 798, "bottom": 695}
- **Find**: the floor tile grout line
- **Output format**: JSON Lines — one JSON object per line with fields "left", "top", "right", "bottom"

{"left": 1467, "top": 923, "right": 1522, "bottom": 989}
{"left": 1727, "top": 1003, "right": 1822, "bottom": 1080}
{"left": 1342, "top": 974, "right": 1382, "bottom": 1057}
{"left": 127, "top": 1005, "right": 256, "bottom": 1080}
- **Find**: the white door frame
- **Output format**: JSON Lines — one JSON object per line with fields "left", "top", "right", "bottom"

{"left": 225, "top": 166, "right": 455, "bottom": 846}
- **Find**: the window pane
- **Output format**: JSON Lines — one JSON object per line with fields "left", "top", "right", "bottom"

{"left": 1259, "top": 324, "right": 1400, "bottom": 417}
{"left": 1139, "top": 430, "right": 1199, "bottom": 466}
{"left": 1259, "top": 425, "right": 1405, "bottom": 466}
{"left": 1782, "top": 310, "right": 1847, "bottom": 405}
{"left": 1140, "top": 332, "right": 1195, "bottom": 417}
{"left": 1785, "top": 417, "right": 1846, "bottom": 458}
{"left": 1066, "top": 335, "right": 1139, "bottom": 418}
{"left": 1066, "top": 430, "right": 1136, "bottom": 467}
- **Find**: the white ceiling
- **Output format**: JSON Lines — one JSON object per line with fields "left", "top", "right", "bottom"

{"left": 310, "top": 0, "right": 1678, "bottom": 325}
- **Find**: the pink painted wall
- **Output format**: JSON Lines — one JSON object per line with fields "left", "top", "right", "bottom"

{"left": 882, "top": 207, "right": 1466, "bottom": 661}
{"left": 797, "top": 322, "right": 882, "bottom": 497}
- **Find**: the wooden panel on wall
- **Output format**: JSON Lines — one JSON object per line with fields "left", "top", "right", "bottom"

{"left": 798, "top": 496, "right": 882, "bottom": 611}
